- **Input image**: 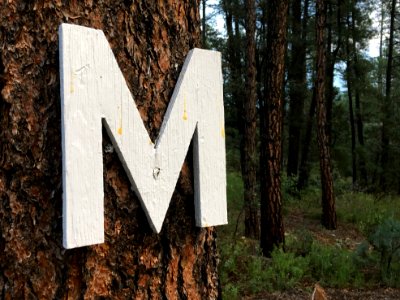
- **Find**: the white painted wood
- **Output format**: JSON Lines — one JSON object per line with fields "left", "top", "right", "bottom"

{"left": 59, "top": 23, "right": 227, "bottom": 249}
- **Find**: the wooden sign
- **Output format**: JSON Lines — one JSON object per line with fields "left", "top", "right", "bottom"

{"left": 59, "top": 24, "right": 227, "bottom": 249}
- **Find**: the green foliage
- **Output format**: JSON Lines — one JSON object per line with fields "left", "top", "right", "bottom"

{"left": 221, "top": 171, "right": 400, "bottom": 297}
{"left": 220, "top": 239, "right": 308, "bottom": 297}
{"left": 226, "top": 171, "right": 244, "bottom": 211}
{"left": 308, "top": 243, "right": 364, "bottom": 287}
{"left": 264, "top": 248, "right": 309, "bottom": 291}
{"left": 336, "top": 192, "right": 400, "bottom": 234}
{"left": 286, "top": 229, "right": 314, "bottom": 257}
{"left": 369, "top": 218, "right": 400, "bottom": 285}
{"left": 219, "top": 239, "right": 270, "bottom": 297}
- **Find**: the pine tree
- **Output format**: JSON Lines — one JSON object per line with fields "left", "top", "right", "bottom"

{"left": 315, "top": 0, "right": 337, "bottom": 230}
{"left": 0, "top": 1, "right": 221, "bottom": 298}
{"left": 260, "top": 0, "right": 288, "bottom": 256}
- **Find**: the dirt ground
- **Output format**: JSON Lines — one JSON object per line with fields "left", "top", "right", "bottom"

{"left": 246, "top": 287, "right": 400, "bottom": 299}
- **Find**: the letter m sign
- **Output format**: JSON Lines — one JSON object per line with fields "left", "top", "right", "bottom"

{"left": 59, "top": 24, "right": 227, "bottom": 249}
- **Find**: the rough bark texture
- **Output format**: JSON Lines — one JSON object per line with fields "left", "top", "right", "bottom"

{"left": 287, "top": 0, "right": 308, "bottom": 178}
{"left": 242, "top": 0, "right": 259, "bottom": 239}
{"left": 260, "top": 0, "right": 288, "bottom": 256}
{"left": 315, "top": 0, "right": 337, "bottom": 230}
{"left": 0, "top": 1, "right": 221, "bottom": 299}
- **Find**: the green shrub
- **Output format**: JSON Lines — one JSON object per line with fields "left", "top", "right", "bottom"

{"left": 369, "top": 218, "right": 400, "bottom": 285}
{"left": 308, "top": 243, "right": 364, "bottom": 287}
{"left": 220, "top": 239, "right": 269, "bottom": 296}
{"left": 335, "top": 192, "right": 396, "bottom": 234}
{"left": 286, "top": 229, "right": 314, "bottom": 257}
{"left": 264, "top": 248, "right": 309, "bottom": 291}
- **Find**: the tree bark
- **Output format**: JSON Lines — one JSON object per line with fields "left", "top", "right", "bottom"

{"left": 315, "top": 0, "right": 337, "bottom": 230}
{"left": 243, "top": 0, "right": 260, "bottom": 239}
{"left": 287, "top": 0, "right": 308, "bottom": 178}
{"left": 260, "top": 0, "right": 288, "bottom": 257}
{"left": 0, "top": 1, "right": 221, "bottom": 299}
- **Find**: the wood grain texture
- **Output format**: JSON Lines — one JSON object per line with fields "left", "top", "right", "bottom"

{"left": 60, "top": 24, "right": 227, "bottom": 249}
{"left": 0, "top": 1, "right": 222, "bottom": 298}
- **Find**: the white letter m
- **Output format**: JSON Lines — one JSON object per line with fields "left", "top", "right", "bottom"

{"left": 59, "top": 24, "right": 227, "bottom": 249}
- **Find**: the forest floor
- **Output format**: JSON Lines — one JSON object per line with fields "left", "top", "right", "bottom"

{"left": 245, "top": 287, "right": 400, "bottom": 300}
{"left": 219, "top": 172, "right": 400, "bottom": 300}
{"left": 245, "top": 209, "right": 400, "bottom": 299}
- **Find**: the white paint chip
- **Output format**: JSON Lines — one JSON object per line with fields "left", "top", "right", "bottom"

{"left": 59, "top": 23, "right": 227, "bottom": 249}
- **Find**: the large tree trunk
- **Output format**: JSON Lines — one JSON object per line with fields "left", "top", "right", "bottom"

{"left": 287, "top": 0, "right": 308, "bottom": 178}
{"left": 243, "top": 0, "right": 260, "bottom": 239}
{"left": 260, "top": 0, "right": 288, "bottom": 257}
{"left": 315, "top": 0, "right": 337, "bottom": 230}
{"left": 0, "top": 1, "right": 221, "bottom": 299}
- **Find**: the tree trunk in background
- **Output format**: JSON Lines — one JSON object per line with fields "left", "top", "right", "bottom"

{"left": 380, "top": 0, "right": 396, "bottom": 190}
{"left": 0, "top": 1, "right": 221, "bottom": 298}
{"left": 287, "top": 0, "right": 308, "bottom": 178}
{"left": 372, "top": 0, "right": 385, "bottom": 186}
{"left": 297, "top": 88, "right": 316, "bottom": 190}
{"left": 346, "top": 9, "right": 357, "bottom": 186}
{"left": 243, "top": 0, "right": 260, "bottom": 239}
{"left": 260, "top": 0, "right": 288, "bottom": 257}
{"left": 345, "top": 33, "right": 357, "bottom": 186}
{"left": 315, "top": 0, "right": 337, "bottom": 230}
{"left": 350, "top": 2, "right": 367, "bottom": 186}
{"left": 325, "top": 0, "right": 342, "bottom": 145}
{"left": 223, "top": 0, "right": 245, "bottom": 170}
{"left": 202, "top": 0, "right": 207, "bottom": 47}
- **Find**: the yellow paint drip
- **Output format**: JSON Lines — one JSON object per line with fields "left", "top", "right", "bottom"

{"left": 220, "top": 127, "right": 225, "bottom": 138}
{"left": 118, "top": 104, "right": 123, "bottom": 135}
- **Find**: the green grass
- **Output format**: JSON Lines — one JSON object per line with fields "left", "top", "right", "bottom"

{"left": 219, "top": 171, "right": 400, "bottom": 298}
{"left": 336, "top": 192, "right": 400, "bottom": 234}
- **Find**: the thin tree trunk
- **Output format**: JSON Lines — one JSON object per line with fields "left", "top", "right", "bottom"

{"left": 315, "top": 0, "right": 337, "bottom": 230}
{"left": 345, "top": 37, "right": 357, "bottom": 186}
{"left": 243, "top": 0, "right": 260, "bottom": 239}
{"left": 0, "top": 1, "right": 221, "bottom": 298}
{"left": 380, "top": 0, "right": 396, "bottom": 190}
{"left": 373, "top": 0, "right": 385, "bottom": 186}
{"left": 297, "top": 88, "right": 316, "bottom": 190}
{"left": 350, "top": 3, "right": 367, "bottom": 185}
{"left": 224, "top": 0, "right": 244, "bottom": 172}
{"left": 287, "top": 0, "right": 308, "bottom": 178}
{"left": 346, "top": 9, "right": 357, "bottom": 186}
{"left": 202, "top": 0, "right": 207, "bottom": 47}
{"left": 325, "top": 0, "right": 342, "bottom": 145}
{"left": 260, "top": 0, "right": 288, "bottom": 257}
